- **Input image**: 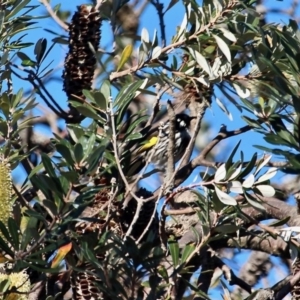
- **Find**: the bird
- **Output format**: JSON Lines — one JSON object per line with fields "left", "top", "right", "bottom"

{"left": 125, "top": 113, "right": 195, "bottom": 176}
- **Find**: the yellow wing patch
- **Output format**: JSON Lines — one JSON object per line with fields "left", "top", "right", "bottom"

{"left": 138, "top": 136, "right": 158, "bottom": 153}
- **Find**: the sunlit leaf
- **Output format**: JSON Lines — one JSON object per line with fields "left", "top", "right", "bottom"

{"left": 255, "top": 185, "right": 275, "bottom": 197}
{"left": 213, "top": 34, "right": 231, "bottom": 62}
{"left": 228, "top": 181, "right": 243, "bottom": 194}
{"left": 242, "top": 174, "right": 255, "bottom": 188}
{"left": 214, "top": 185, "right": 237, "bottom": 205}
{"left": 117, "top": 44, "right": 133, "bottom": 71}
{"left": 214, "top": 164, "right": 226, "bottom": 182}
{"left": 256, "top": 167, "right": 277, "bottom": 183}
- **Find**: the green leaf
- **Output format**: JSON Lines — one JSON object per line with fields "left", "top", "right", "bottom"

{"left": 6, "top": 0, "right": 31, "bottom": 19}
{"left": 56, "top": 144, "right": 75, "bottom": 166}
{"left": 28, "top": 162, "right": 44, "bottom": 179}
{"left": 69, "top": 102, "right": 102, "bottom": 121}
{"left": 20, "top": 215, "right": 39, "bottom": 251}
{"left": 181, "top": 244, "right": 195, "bottom": 263}
{"left": 94, "top": 91, "right": 107, "bottom": 110}
{"left": 0, "top": 224, "right": 14, "bottom": 256}
{"left": 189, "top": 48, "right": 212, "bottom": 76}
{"left": 165, "top": 0, "right": 179, "bottom": 14}
{"left": 239, "top": 152, "right": 257, "bottom": 179}
{"left": 268, "top": 217, "right": 290, "bottom": 227}
{"left": 117, "top": 44, "right": 133, "bottom": 71}
{"left": 34, "top": 38, "right": 47, "bottom": 64}
{"left": 16, "top": 51, "right": 36, "bottom": 66}
{"left": 12, "top": 88, "right": 23, "bottom": 108}
{"left": 125, "top": 132, "right": 143, "bottom": 141}
{"left": 152, "top": 46, "right": 162, "bottom": 60}
{"left": 101, "top": 80, "right": 111, "bottom": 100}
{"left": 214, "top": 224, "right": 240, "bottom": 234}
{"left": 82, "top": 89, "right": 94, "bottom": 102}
{"left": 169, "top": 238, "right": 179, "bottom": 266}
{"left": 0, "top": 221, "right": 11, "bottom": 243}
{"left": 115, "top": 80, "right": 145, "bottom": 125}
{"left": 214, "top": 185, "right": 237, "bottom": 205}
{"left": 225, "top": 140, "right": 241, "bottom": 170}
{"left": 74, "top": 143, "right": 84, "bottom": 164}
{"left": 7, "top": 218, "right": 20, "bottom": 251}
{"left": 83, "top": 133, "right": 96, "bottom": 160}
{"left": 213, "top": 34, "right": 231, "bottom": 62}
{"left": 243, "top": 192, "right": 265, "bottom": 211}
{"left": 41, "top": 153, "right": 56, "bottom": 178}
{"left": 0, "top": 279, "right": 10, "bottom": 294}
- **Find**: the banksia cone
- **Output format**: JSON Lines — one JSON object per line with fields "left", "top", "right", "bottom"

{"left": 62, "top": 5, "right": 102, "bottom": 122}
{"left": 0, "top": 156, "right": 12, "bottom": 235}
{"left": 75, "top": 187, "right": 110, "bottom": 235}
{"left": 0, "top": 270, "right": 31, "bottom": 300}
{"left": 121, "top": 188, "right": 158, "bottom": 240}
{"left": 71, "top": 263, "right": 103, "bottom": 300}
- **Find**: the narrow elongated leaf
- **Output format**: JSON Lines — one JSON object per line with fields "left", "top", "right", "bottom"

{"left": 216, "top": 98, "right": 233, "bottom": 120}
{"left": 228, "top": 181, "right": 243, "bottom": 194}
{"left": 213, "top": 34, "right": 231, "bottom": 62}
{"left": 7, "top": 218, "right": 19, "bottom": 251}
{"left": 239, "top": 153, "right": 257, "bottom": 179}
{"left": 256, "top": 167, "right": 277, "bottom": 183}
{"left": 6, "top": 0, "right": 31, "bottom": 18}
{"left": 165, "top": 0, "right": 179, "bottom": 14}
{"left": 226, "top": 140, "right": 241, "bottom": 169}
{"left": 214, "top": 185, "right": 237, "bottom": 205}
{"left": 169, "top": 239, "right": 179, "bottom": 266}
{"left": 244, "top": 192, "right": 265, "bottom": 211}
{"left": 219, "top": 28, "right": 237, "bottom": 42}
{"left": 232, "top": 82, "right": 250, "bottom": 99}
{"left": 101, "top": 80, "right": 111, "bottom": 100}
{"left": 94, "top": 91, "right": 107, "bottom": 110}
{"left": 255, "top": 185, "right": 275, "bottom": 197}
{"left": 242, "top": 174, "right": 255, "bottom": 188}
{"left": 74, "top": 143, "right": 84, "bottom": 164}
{"left": 56, "top": 144, "right": 75, "bottom": 166}
{"left": 189, "top": 48, "right": 212, "bottom": 76}
{"left": 41, "top": 153, "right": 56, "bottom": 178}
{"left": 117, "top": 44, "right": 133, "bottom": 71}
{"left": 215, "top": 164, "right": 226, "bottom": 182}
{"left": 228, "top": 164, "right": 242, "bottom": 180}
{"left": 181, "top": 244, "right": 195, "bottom": 263}
{"left": 152, "top": 46, "right": 162, "bottom": 60}
{"left": 141, "top": 28, "right": 149, "bottom": 43}
{"left": 34, "top": 38, "right": 47, "bottom": 64}
{"left": 255, "top": 155, "right": 272, "bottom": 175}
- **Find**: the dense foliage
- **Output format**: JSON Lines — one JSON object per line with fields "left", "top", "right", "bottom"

{"left": 0, "top": 0, "right": 300, "bottom": 299}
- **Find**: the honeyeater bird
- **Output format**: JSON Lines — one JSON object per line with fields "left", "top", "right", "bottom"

{"left": 126, "top": 113, "right": 195, "bottom": 176}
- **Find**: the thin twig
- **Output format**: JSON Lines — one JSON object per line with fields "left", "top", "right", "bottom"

{"left": 150, "top": 0, "right": 166, "bottom": 47}
{"left": 40, "top": 0, "right": 69, "bottom": 31}
{"left": 136, "top": 189, "right": 163, "bottom": 244}
{"left": 164, "top": 100, "right": 176, "bottom": 192}
{"left": 9, "top": 64, "right": 67, "bottom": 117}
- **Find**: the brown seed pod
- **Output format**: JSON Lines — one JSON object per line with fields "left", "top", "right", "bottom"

{"left": 62, "top": 5, "right": 102, "bottom": 122}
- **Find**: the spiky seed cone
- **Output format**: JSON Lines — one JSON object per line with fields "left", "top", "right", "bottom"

{"left": 71, "top": 262, "right": 103, "bottom": 300}
{"left": 75, "top": 188, "right": 110, "bottom": 235}
{"left": 0, "top": 270, "right": 31, "bottom": 300}
{"left": 0, "top": 156, "right": 12, "bottom": 237}
{"left": 62, "top": 5, "right": 102, "bottom": 122}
